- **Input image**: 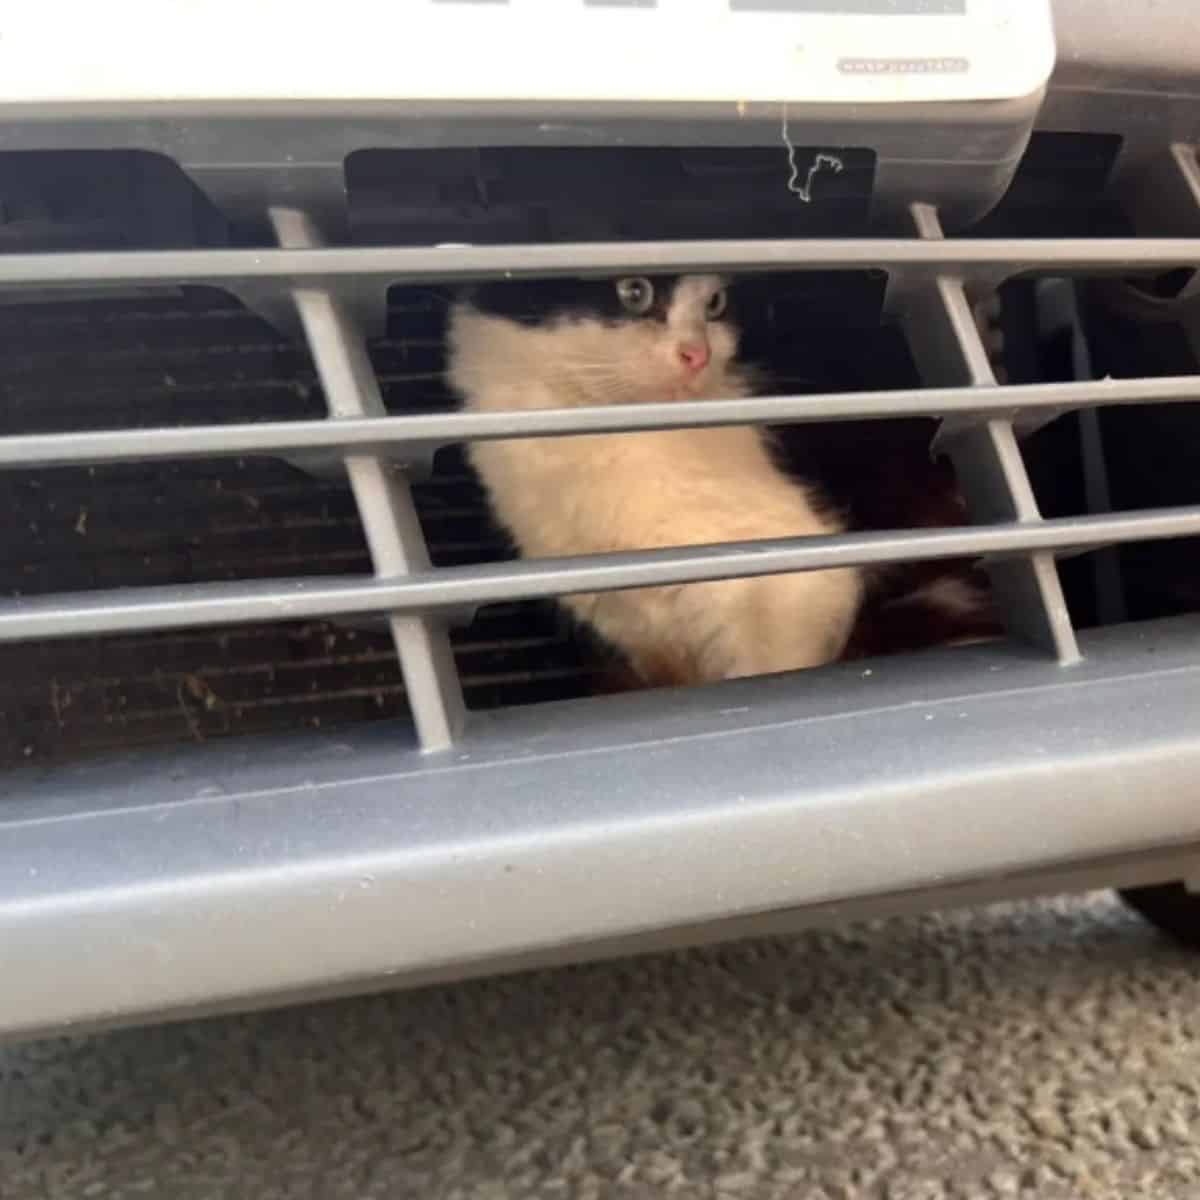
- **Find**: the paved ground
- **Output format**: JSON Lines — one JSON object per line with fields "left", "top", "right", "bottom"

{"left": 3, "top": 892, "right": 1200, "bottom": 1199}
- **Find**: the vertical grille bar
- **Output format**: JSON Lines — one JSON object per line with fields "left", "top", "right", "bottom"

{"left": 270, "top": 208, "right": 465, "bottom": 750}
{"left": 901, "top": 204, "right": 1080, "bottom": 664}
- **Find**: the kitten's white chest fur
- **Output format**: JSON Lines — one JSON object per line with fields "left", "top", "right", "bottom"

{"left": 447, "top": 275, "right": 862, "bottom": 687}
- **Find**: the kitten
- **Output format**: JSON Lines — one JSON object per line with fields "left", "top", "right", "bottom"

{"left": 844, "top": 573, "right": 1002, "bottom": 659}
{"left": 772, "top": 417, "right": 1004, "bottom": 658}
{"left": 447, "top": 273, "right": 863, "bottom": 688}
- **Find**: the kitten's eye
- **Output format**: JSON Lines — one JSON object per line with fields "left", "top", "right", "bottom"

{"left": 616, "top": 276, "right": 655, "bottom": 315}
{"left": 705, "top": 289, "right": 728, "bottom": 320}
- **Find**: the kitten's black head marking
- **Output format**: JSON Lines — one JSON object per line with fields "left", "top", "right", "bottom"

{"left": 463, "top": 275, "right": 684, "bottom": 328}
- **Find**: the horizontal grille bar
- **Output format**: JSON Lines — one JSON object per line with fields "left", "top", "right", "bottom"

{"left": 1, "top": 238, "right": 1200, "bottom": 291}
{"left": 4, "top": 506, "right": 1199, "bottom": 644}
{"left": 5, "top": 375, "right": 1200, "bottom": 470}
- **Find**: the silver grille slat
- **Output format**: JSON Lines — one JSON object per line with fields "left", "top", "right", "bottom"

{"left": 3, "top": 506, "right": 1199, "bottom": 644}
{"left": 2, "top": 237, "right": 1200, "bottom": 289}
{"left": 2, "top": 374, "right": 1200, "bottom": 469}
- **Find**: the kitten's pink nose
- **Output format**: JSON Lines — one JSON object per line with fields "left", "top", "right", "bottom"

{"left": 676, "top": 339, "right": 710, "bottom": 373}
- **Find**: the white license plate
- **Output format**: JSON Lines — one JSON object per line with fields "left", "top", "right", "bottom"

{"left": 0, "top": 0, "right": 1055, "bottom": 108}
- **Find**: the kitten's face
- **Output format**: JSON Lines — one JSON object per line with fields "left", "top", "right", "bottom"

{"left": 461, "top": 273, "right": 740, "bottom": 404}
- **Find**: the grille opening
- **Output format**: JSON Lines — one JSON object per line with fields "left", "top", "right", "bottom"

{"left": 346, "top": 146, "right": 877, "bottom": 245}
{"left": 0, "top": 605, "right": 610, "bottom": 767}
{"left": 0, "top": 291, "right": 322, "bottom": 436}
{"left": 986, "top": 267, "right": 1200, "bottom": 631}
{"left": 0, "top": 150, "right": 230, "bottom": 255}
{"left": 0, "top": 448, "right": 615, "bottom": 765}
{"left": 960, "top": 129, "right": 1200, "bottom": 635}
{"left": 970, "top": 132, "right": 1127, "bottom": 238}
{"left": 1, "top": 459, "right": 368, "bottom": 595}
{"left": 1076, "top": 282, "right": 1200, "bottom": 627}
{"left": 1128, "top": 267, "right": 1198, "bottom": 301}
{"left": 963, "top": 125, "right": 1194, "bottom": 628}
{"left": 0, "top": 282, "right": 607, "bottom": 765}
